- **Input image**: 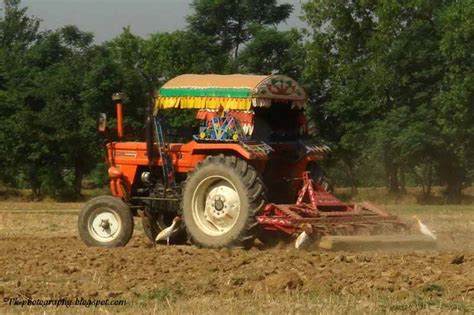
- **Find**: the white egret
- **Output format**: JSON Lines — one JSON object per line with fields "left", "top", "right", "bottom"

{"left": 155, "top": 217, "right": 181, "bottom": 245}
{"left": 295, "top": 224, "right": 313, "bottom": 249}
{"left": 413, "top": 215, "right": 437, "bottom": 240}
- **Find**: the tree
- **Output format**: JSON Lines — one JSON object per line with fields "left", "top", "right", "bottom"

{"left": 7, "top": 24, "right": 109, "bottom": 197}
{"left": 434, "top": 0, "right": 474, "bottom": 203}
{"left": 35, "top": 26, "right": 109, "bottom": 196}
{"left": 302, "top": 0, "right": 382, "bottom": 195}
{"left": 302, "top": 0, "right": 459, "bottom": 199}
{"left": 187, "top": 0, "right": 293, "bottom": 61}
{"left": 0, "top": 0, "right": 43, "bottom": 196}
{"left": 0, "top": 0, "right": 121, "bottom": 198}
{"left": 107, "top": 27, "right": 228, "bottom": 136}
{"left": 238, "top": 27, "right": 305, "bottom": 78}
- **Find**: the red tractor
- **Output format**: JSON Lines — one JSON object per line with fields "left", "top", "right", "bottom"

{"left": 78, "top": 74, "right": 432, "bottom": 249}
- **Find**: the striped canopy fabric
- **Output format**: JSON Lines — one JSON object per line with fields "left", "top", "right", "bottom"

{"left": 155, "top": 74, "right": 307, "bottom": 111}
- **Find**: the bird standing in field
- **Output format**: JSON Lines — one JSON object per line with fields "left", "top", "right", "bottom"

{"left": 295, "top": 224, "right": 313, "bottom": 249}
{"left": 155, "top": 217, "right": 181, "bottom": 245}
{"left": 295, "top": 231, "right": 309, "bottom": 249}
{"left": 413, "top": 215, "right": 437, "bottom": 240}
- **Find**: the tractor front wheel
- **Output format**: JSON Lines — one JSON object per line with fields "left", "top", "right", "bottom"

{"left": 182, "top": 155, "right": 266, "bottom": 248}
{"left": 78, "top": 195, "right": 134, "bottom": 247}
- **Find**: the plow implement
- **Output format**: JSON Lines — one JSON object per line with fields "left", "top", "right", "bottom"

{"left": 257, "top": 172, "right": 436, "bottom": 250}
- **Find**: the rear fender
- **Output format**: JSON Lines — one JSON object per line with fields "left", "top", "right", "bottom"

{"left": 188, "top": 141, "right": 268, "bottom": 161}
{"left": 190, "top": 142, "right": 268, "bottom": 172}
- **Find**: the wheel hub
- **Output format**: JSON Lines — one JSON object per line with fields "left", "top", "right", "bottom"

{"left": 99, "top": 219, "right": 110, "bottom": 230}
{"left": 192, "top": 176, "right": 241, "bottom": 236}
{"left": 89, "top": 210, "right": 121, "bottom": 242}
{"left": 213, "top": 197, "right": 225, "bottom": 211}
{"left": 206, "top": 187, "right": 237, "bottom": 221}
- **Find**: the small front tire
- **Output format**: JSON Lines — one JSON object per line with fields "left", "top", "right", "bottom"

{"left": 78, "top": 195, "right": 134, "bottom": 247}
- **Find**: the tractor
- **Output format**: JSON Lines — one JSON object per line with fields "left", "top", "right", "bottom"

{"left": 78, "top": 74, "right": 434, "bottom": 250}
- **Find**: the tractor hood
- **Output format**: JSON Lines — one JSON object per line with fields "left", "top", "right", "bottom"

{"left": 155, "top": 74, "right": 307, "bottom": 112}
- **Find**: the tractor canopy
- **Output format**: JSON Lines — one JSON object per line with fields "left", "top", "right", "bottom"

{"left": 155, "top": 74, "right": 307, "bottom": 111}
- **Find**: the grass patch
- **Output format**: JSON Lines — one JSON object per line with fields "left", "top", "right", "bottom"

{"left": 49, "top": 223, "right": 59, "bottom": 231}
{"left": 126, "top": 291, "right": 474, "bottom": 314}
{"left": 386, "top": 295, "right": 473, "bottom": 313}
{"left": 335, "top": 186, "right": 474, "bottom": 205}
{"left": 137, "top": 285, "right": 184, "bottom": 308}
{"left": 140, "top": 287, "right": 174, "bottom": 302}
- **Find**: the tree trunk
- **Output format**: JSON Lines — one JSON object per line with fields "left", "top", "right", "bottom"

{"left": 28, "top": 165, "right": 41, "bottom": 200}
{"left": 425, "top": 162, "right": 432, "bottom": 197}
{"left": 420, "top": 180, "right": 426, "bottom": 196}
{"left": 74, "top": 160, "right": 84, "bottom": 196}
{"left": 416, "top": 162, "right": 433, "bottom": 197}
{"left": 444, "top": 165, "right": 464, "bottom": 204}
{"left": 384, "top": 155, "right": 400, "bottom": 193}
{"left": 233, "top": 18, "right": 243, "bottom": 61}
{"left": 342, "top": 158, "right": 358, "bottom": 196}
{"left": 399, "top": 165, "right": 407, "bottom": 194}
{"left": 234, "top": 44, "right": 239, "bottom": 61}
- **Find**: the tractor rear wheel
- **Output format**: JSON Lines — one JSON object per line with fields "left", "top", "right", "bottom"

{"left": 78, "top": 195, "right": 134, "bottom": 247}
{"left": 182, "top": 155, "right": 266, "bottom": 248}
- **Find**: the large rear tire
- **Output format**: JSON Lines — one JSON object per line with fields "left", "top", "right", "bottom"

{"left": 182, "top": 155, "right": 266, "bottom": 248}
{"left": 78, "top": 195, "right": 134, "bottom": 247}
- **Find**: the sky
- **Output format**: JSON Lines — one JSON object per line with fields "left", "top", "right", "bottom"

{"left": 22, "top": 0, "right": 306, "bottom": 43}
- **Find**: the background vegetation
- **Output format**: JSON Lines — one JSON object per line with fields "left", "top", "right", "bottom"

{"left": 0, "top": 0, "right": 472, "bottom": 203}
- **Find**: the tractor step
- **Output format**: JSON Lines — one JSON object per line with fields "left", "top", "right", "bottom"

{"left": 318, "top": 235, "right": 437, "bottom": 251}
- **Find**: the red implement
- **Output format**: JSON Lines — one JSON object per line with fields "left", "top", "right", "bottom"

{"left": 256, "top": 172, "right": 408, "bottom": 236}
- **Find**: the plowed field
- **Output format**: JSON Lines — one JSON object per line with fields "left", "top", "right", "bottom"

{"left": 1, "top": 202, "right": 473, "bottom": 314}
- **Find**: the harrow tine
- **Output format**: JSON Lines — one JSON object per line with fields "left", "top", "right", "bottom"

{"left": 360, "top": 202, "right": 391, "bottom": 217}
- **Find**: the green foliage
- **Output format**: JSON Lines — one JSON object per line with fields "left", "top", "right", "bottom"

{"left": 107, "top": 27, "right": 228, "bottom": 133}
{"left": 0, "top": 1, "right": 121, "bottom": 198}
{"left": 302, "top": 0, "right": 474, "bottom": 202}
{"left": 238, "top": 28, "right": 305, "bottom": 78}
{"left": 432, "top": 0, "right": 474, "bottom": 202}
{"left": 0, "top": 1, "right": 232, "bottom": 199}
{"left": 187, "top": 0, "right": 293, "bottom": 62}
{"left": 86, "top": 162, "right": 109, "bottom": 188}
{"left": 0, "top": 0, "right": 473, "bottom": 204}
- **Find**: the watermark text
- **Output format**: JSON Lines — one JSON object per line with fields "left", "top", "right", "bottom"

{"left": 3, "top": 297, "right": 127, "bottom": 308}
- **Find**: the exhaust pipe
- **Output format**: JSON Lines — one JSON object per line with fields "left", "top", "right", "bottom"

{"left": 112, "top": 93, "right": 125, "bottom": 139}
